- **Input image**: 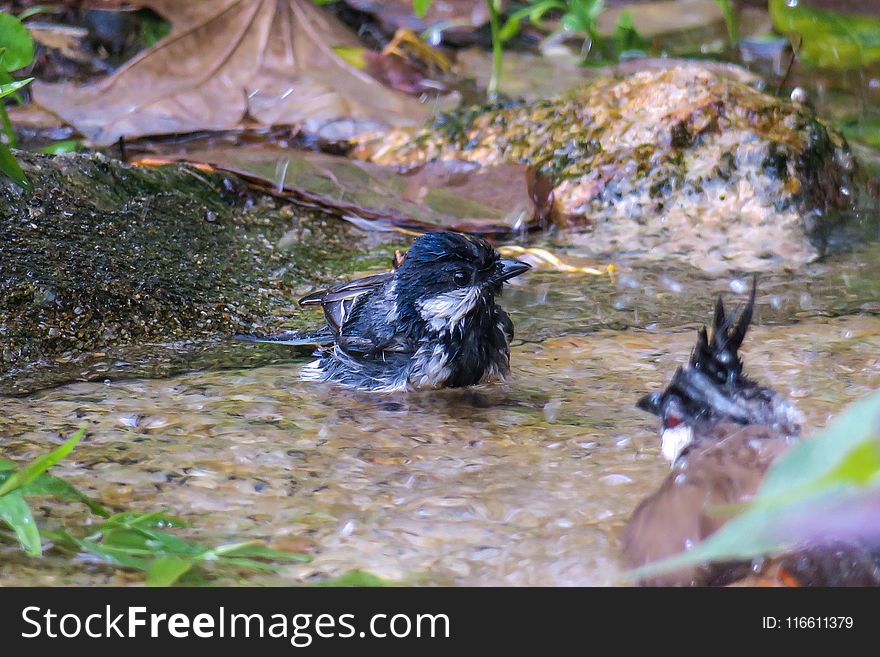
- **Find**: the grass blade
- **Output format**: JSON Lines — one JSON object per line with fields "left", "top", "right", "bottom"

{"left": 0, "top": 428, "right": 85, "bottom": 497}
{"left": 0, "top": 492, "right": 41, "bottom": 556}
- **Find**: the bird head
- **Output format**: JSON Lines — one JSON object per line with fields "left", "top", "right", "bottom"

{"left": 394, "top": 232, "right": 530, "bottom": 334}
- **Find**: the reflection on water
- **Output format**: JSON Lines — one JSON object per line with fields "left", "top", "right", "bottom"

{"left": 2, "top": 254, "right": 879, "bottom": 585}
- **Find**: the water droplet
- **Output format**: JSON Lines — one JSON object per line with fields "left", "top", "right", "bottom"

{"left": 789, "top": 87, "right": 808, "bottom": 104}
{"left": 786, "top": 0, "right": 798, "bottom": 7}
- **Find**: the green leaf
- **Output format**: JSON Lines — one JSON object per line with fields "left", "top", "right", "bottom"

{"left": 715, "top": 0, "right": 739, "bottom": 45}
{"left": 0, "top": 470, "right": 109, "bottom": 517}
{"left": 0, "top": 492, "right": 41, "bottom": 556}
{"left": 146, "top": 556, "right": 194, "bottom": 587}
{"left": 770, "top": 0, "right": 880, "bottom": 69}
{"left": 0, "top": 76, "right": 32, "bottom": 99}
{"left": 35, "top": 139, "right": 81, "bottom": 155}
{"left": 0, "top": 141, "right": 28, "bottom": 188}
{"left": 208, "top": 541, "right": 311, "bottom": 562}
{"left": 839, "top": 114, "right": 880, "bottom": 148}
{"left": 313, "top": 570, "right": 400, "bottom": 587}
{"left": 0, "top": 428, "right": 85, "bottom": 497}
{"left": 0, "top": 12, "right": 35, "bottom": 72}
{"left": 412, "top": 0, "right": 433, "bottom": 19}
{"left": 759, "top": 390, "right": 880, "bottom": 499}
{"left": 612, "top": 11, "right": 648, "bottom": 55}
{"left": 630, "top": 390, "right": 880, "bottom": 580}
{"left": 331, "top": 45, "right": 366, "bottom": 70}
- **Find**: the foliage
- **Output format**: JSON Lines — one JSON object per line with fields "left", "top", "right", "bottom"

{"left": 838, "top": 114, "right": 880, "bottom": 149}
{"left": 0, "top": 10, "right": 33, "bottom": 188}
{"left": 415, "top": 0, "right": 645, "bottom": 95}
{"left": 35, "top": 139, "right": 82, "bottom": 155}
{"left": 770, "top": 0, "right": 880, "bottom": 69}
{"left": 0, "top": 429, "right": 311, "bottom": 586}
{"left": 0, "top": 429, "right": 88, "bottom": 556}
{"left": 715, "top": 0, "right": 738, "bottom": 46}
{"left": 631, "top": 390, "right": 880, "bottom": 581}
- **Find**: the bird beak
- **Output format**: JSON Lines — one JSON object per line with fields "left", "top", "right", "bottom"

{"left": 491, "top": 259, "right": 531, "bottom": 284}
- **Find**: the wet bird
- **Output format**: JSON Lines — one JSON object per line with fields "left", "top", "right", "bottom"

{"left": 623, "top": 283, "right": 880, "bottom": 586}
{"left": 239, "top": 232, "right": 530, "bottom": 392}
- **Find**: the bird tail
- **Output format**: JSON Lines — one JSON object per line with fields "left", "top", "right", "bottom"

{"left": 637, "top": 279, "right": 758, "bottom": 424}
{"left": 234, "top": 329, "right": 334, "bottom": 347}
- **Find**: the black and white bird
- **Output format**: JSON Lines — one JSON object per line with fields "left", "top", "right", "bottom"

{"left": 240, "top": 232, "right": 530, "bottom": 392}
{"left": 635, "top": 280, "right": 802, "bottom": 465}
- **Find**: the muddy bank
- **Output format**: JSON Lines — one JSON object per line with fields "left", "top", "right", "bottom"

{"left": 0, "top": 152, "right": 400, "bottom": 394}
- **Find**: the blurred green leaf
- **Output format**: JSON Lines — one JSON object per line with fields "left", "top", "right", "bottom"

{"left": 0, "top": 141, "right": 29, "bottom": 188}
{"left": 715, "top": 0, "right": 739, "bottom": 45}
{"left": 500, "top": 1, "right": 564, "bottom": 43}
{"left": 313, "top": 570, "right": 399, "bottom": 587}
{"left": 331, "top": 45, "right": 366, "bottom": 69}
{"left": 612, "top": 11, "right": 648, "bottom": 55}
{"left": 0, "top": 428, "right": 85, "bottom": 497}
{"left": 36, "top": 139, "right": 81, "bottom": 155}
{"left": 0, "top": 76, "right": 32, "bottom": 99}
{"left": 413, "top": 0, "right": 433, "bottom": 19}
{"left": 839, "top": 115, "right": 880, "bottom": 148}
{"left": 770, "top": 0, "right": 880, "bottom": 69}
{"left": 146, "top": 556, "right": 194, "bottom": 587}
{"left": 631, "top": 390, "right": 880, "bottom": 580}
{"left": 759, "top": 390, "right": 880, "bottom": 498}
{"left": 211, "top": 542, "right": 311, "bottom": 562}
{"left": 0, "top": 492, "right": 41, "bottom": 556}
{"left": 0, "top": 470, "right": 109, "bottom": 517}
{"left": 0, "top": 12, "right": 35, "bottom": 72}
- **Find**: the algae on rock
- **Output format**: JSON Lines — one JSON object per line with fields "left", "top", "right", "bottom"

{"left": 360, "top": 64, "right": 861, "bottom": 271}
{"left": 0, "top": 152, "right": 393, "bottom": 394}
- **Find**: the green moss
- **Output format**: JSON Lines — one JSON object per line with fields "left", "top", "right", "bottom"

{"left": 0, "top": 152, "right": 395, "bottom": 394}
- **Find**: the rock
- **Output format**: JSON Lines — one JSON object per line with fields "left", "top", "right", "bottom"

{"left": 359, "top": 64, "right": 861, "bottom": 271}
{"left": 0, "top": 152, "right": 393, "bottom": 394}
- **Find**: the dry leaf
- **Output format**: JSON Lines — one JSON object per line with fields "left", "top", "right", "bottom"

{"left": 33, "top": 0, "right": 429, "bottom": 145}
{"left": 136, "top": 146, "right": 543, "bottom": 233}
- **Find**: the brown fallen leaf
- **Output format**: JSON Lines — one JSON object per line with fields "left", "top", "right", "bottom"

{"left": 134, "top": 146, "right": 544, "bottom": 234}
{"left": 32, "top": 0, "right": 429, "bottom": 145}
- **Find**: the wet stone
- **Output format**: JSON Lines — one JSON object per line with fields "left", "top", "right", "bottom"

{"left": 361, "top": 64, "right": 872, "bottom": 271}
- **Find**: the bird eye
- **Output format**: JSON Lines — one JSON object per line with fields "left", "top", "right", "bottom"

{"left": 453, "top": 270, "right": 470, "bottom": 287}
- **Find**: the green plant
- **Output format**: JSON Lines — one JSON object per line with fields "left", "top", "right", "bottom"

{"left": 715, "top": 0, "right": 739, "bottom": 46}
{"left": 0, "top": 10, "right": 34, "bottom": 188}
{"left": 770, "top": 0, "right": 880, "bottom": 69}
{"left": 0, "top": 428, "right": 311, "bottom": 586}
{"left": 416, "top": 1, "right": 643, "bottom": 96}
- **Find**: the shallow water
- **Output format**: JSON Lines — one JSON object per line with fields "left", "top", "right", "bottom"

{"left": 2, "top": 242, "right": 879, "bottom": 586}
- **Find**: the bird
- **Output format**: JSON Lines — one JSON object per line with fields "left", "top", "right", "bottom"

{"left": 622, "top": 282, "right": 802, "bottom": 586}
{"left": 622, "top": 282, "right": 880, "bottom": 586}
{"left": 238, "top": 231, "right": 530, "bottom": 392}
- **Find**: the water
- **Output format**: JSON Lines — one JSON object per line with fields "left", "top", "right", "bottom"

{"left": 2, "top": 244, "right": 879, "bottom": 586}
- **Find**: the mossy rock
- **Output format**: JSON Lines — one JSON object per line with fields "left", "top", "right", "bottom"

{"left": 360, "top": 64, "right": 863, "bottom": 271}
{"left": 0, "top": 152, "right": 397, "bottom": 394}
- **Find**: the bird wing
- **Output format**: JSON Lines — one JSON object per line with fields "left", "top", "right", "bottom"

{"left": 299, "top": 272, "right": 394, "bottom": 338}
